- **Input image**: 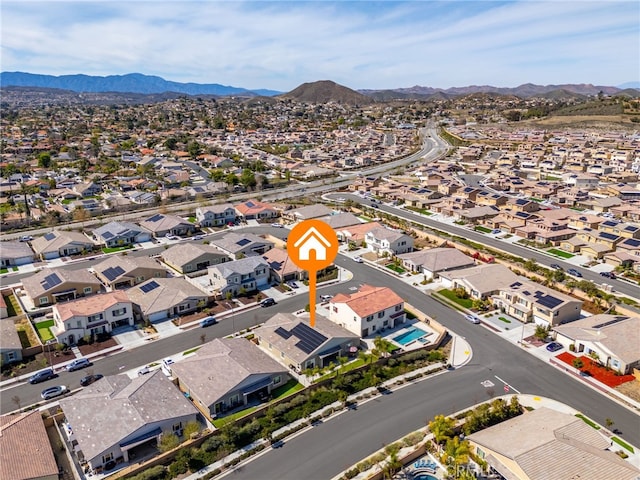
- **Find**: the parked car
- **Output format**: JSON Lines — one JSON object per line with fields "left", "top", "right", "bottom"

{"left": 550, "top": 264, "right": 563, "bottom": 270}
{"left": 464, "top": 313, "right": 481, "bottom": 324}
{"left": 260, "top": 297, "right": 276, "bottom": 307}
{"left": 567, "top": 268, "right": 582, "bottom": 277}
{"left": 29, "top": 368, "right": 56, "bottom": 384}
{"left": 353, "top": 256, "right": 363, "bottom": 263}
{"left": 19, "top": 235, "right": 33, "bottom": 242}
{"left": 271, "top": 223, "right": 283, "bottom": 228}
{"left": 80, "top": 374, "right": 104, "bottom": 387}
{"left": 320, "top": 294, "right": 333, "bottom": 301}
{"left": 546, "top": 342, "right": 563, "bottom": 352}
{"left": 200, "top": 316, "right": 217, "bottom": 327}
{"left": 41, "top": 385, "right": 68, "bottom": 400}
{"left": 599, "top": 271, "right": 616, "bottom": 279}
{"left": 287, "top": 281, "right": 299, "bottom": 289}
{"left": 192, "top": 235, "right": 205, "bottom": 241}
{"left": 161, "top": 358, "right": 175, "bottom": 376}
{"left": 66, "top": 358, "right": 92, "bottom": 372}
{"left": 137, "top": 366, "right": 151, "bottom": 376}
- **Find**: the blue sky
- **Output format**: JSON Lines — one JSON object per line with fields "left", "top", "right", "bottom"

{"left": 1, "top": 1, "right": 638, "bottom": 91}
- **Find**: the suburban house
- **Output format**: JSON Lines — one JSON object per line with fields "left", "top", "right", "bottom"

{"left": 139, "top": 213, "right": 195, "bottom": 238}
{"left": 171, "top": 338, "right": 288, "bottom": 419}
{"left": 364, "top": 227, "right": 414, "bottom": 257}
{"left": 335, "top": 221, "right": 383, "bottom": 244}
{"left": 397, "top": 247, "right": 475, "bottom": 278}
{"left": 553, "top": 314, "right": 640, "bottom": 374}
{"left": 93, "top": 255, "right": 167, "bottom": 290}
{"left": 125, "top": 277, "right": 210, "bottom": 322}
{"left": 466, "top": 407, "right": 640, "bottom": 480}
{"left": 283, "top": 204, "right": 333, "bottom": 222}
{"left": 329, "top": 284, "right": 406, "bottom": 337}
{"left": 438, "top": 264, "right": 519, "bottom": 300}
{"left": 254, "top": 312, "right": 360, "bottom": 372}
{"left": 493, "top": 280, "right": 582, "bottom": 327}
{"left": 30, "top": 230, "right": 96, "bottom": 260}
{"left": 195, "top": 203, "right": 237, "bottom": 227}
{"left": 0, "top": 241, "right": 35, "bottom": 267}
{"left": 59, "top": 372, "right": 199, "bottom": 474}
{"left": 21, "top": 268, "right": 103, "bottom": 307}
{"left": 320, "top": 212, "right": 363, "bottom": 230}
{"left": 208, "top": 232, "right": 274, "bottom": 259}
{"left": 234, "top": 199, "right": 279, "bottom": 220}
{"left": 0, "top": 316, "right": 23, "bottom": 365}
{"left": 92, "top": 221, "right": 151, "bottom": 247}
{"left": 0, "top": 411, "right": 59, "bottom": 480}
{"left": 208, "top": 256, "right": 270, "bottom": 297}
{"left": 51, "top": 291, "right": 134, "bottom": 345}
{"left": 261, "top": 248, "right": 308, "bottom": 283}
{"left": 161, "top": 243, "right": 229, "bottom": 275}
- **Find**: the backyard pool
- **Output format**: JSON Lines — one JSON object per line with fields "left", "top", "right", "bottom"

{"left": 393, "top": 326, "right": 429, "bottom": 345}
{"left": 412, "top": 475, "right": 437, "bottom": 480}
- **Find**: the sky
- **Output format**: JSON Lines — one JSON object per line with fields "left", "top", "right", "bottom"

{"left": 1, "top": 1, "right": 639, "bottom": 92}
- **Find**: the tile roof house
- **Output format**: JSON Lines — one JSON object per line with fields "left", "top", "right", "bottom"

{"left": 21, "top": 267, "right": 103, "bottom": 307}
{"left": 554, "top": 314, "right": 640, "bottom": 374}
{"left": 466, "top": 407, "right": 640, "bottom": 480}
{"left": 139, "top": 213, "right": 195, "bottom": 238}
{"left": 125, "top": 277, "right": 210, "bottom": 322}
{"left": 494, "top": 280, "right": 582, "bottom": 327}
{"left": 30, "top": 230, "right": 96, "bottom": 260}
{"left": 0, "top": 411, "right": 59, "bottom": 480}
{"left": 208, "top": 232, "right": 274, "bottom": 259}
{"left": 92, "top": 254, "right": 167, "bottom": 289}
{"left": 334, "top": 221, "right": 382, "bottom": 244}
{"left": 92, "top": 221, "right": 151, "bottom": 247}
{"left": 51, "top": 291, "right": 134, "bottom": 345}
{"left": 364, "top": 227, "right": 414, "bottom": 257}
{"left": 161, "top": 243, "right": 229, "bottom": 275}
{"left": 0, "top": 316, "right": 23, "bottom": 365}
{"left": 234, "top": 199, "right": 279, "bottom": 220}
{"left": 254, "top": 312, "right": 360, "bottom": 371}
{"left": 329, "top": 284, "right": 406, "bottom": 338}
{"left": 0, "top": 240, "right": 35, "bottom": 267}
{"left": 171, "top": 338, "right": 288, "bottom": 419}
{"left": 195, "top": 203, "right": 236, "bottom": 227}
{"left": 319, "top": 212, "right": 363, "bottom": 229}
{"left": 59, "top": 371, "right": 198, "bottom": 473}
{"left": 397, "top": 247, "right": 475, "bottom": 278}
{"left": 284, "top": 204, "right": 334, "bottom": 222}
{"left": 439, "top": 264, "right": 519, "bottom": 300}
{"left": 208, "top": 256, "right": 270, "bottom": 297}
{"left": 261, "top": 248, "right": 308, "bottom": 283}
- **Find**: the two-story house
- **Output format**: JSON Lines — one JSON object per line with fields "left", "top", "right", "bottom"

{"left": 208, "top": 256, "right": 270, "bottom": 297}
{"left": 329, "top": 284, "right": 405, "bottom": 337}
{"left": 21, "top": 268, "right": 103, "bottom": 307}
{"left": 234, "top": 199, "right": 279, "bottom": 220}
{"left": 51, "top": 291, "right": 134, "bottom": 345}
{"left": 195, "top": 203, "right": 237, "bottom": 227}
{"left": 364, "top": 228, "right": 414, "bottom": 257}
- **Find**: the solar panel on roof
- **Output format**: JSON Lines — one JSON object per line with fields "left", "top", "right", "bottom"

{"left": 103, "top": 266, "right": 125, "bottom": 281}
{"left": 593, "top": 316, "right": 627, "bottom": 329}
{"left": 275, "top": 327, "right": 292, "bottom": 339}
{"left": 245, "top": 201, "right": 255, "bottom": 207}
{"left": 624, "top": 225, "right": 638, "bottom": 231}
{"left": 140, "top": 280, "right": 160, "bottom": 293}
{"left": 236, "top": 238, "right": 251, "bottom": 247}
{"left": 600, "top": 232, "right": 618, "bottom": 241}
{"left": 41, "top": 273, "right": 62, "bottom": 290}
{"left": 534, "top": 292, "right": 563, "bottom": 309}
{"left": 147, "top": 214, "right": 163, "bottom": 222}
{"left": 44, "top": 232, "right": 56, "bottom": 241}
{"left": 102, "top": 231, "right": 114, "bottom": 239}
{"left": 291, "top": 323, "right": 327, "bottom": 354}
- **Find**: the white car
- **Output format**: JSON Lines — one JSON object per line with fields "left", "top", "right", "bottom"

{"left": 464, "top": 313, "right": 481, "bottom": 324}
{"left": 271, "top": 223, "right": 283, "bottom": 228}
{"left": 320, "top": 294, "right": 333, "bottom": 301}
{"left": 137, "top": 366, "right": 151, "bottom": 376}
{"left": 353, "top": 256, "right": 363, "bottom": 263}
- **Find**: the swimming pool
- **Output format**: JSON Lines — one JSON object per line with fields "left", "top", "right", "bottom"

{"left": 393, "top": 326, "right": 428, "bottom": 345}
{"left": 413, "top": 475, "right": 437, "bottom": 480}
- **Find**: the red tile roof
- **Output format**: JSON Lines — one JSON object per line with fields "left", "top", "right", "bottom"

{"left": 332, "top": 284, "right": 404, "bottom": 317}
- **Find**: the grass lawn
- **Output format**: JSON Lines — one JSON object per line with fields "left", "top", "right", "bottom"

{"left": 315, "top": 358, "right": 368, "bottom": 383}
{"left": 271, "top": 379, "right": 304, "bottom": 399}
{"left": 437, "top": 289, "right": 473, "bottom": 309}
{"left": 212, "top": 405, "right": 260, "bottom": 428}
{"left": 405, "top": 206, "right": 433, "bottom": 216}
{"left": 183, "top": 347, "right": 201, "bottom": 355}
{"left": 575, "top": 413, "right": 600, "bottom": 429}
{"left": 5, "top": 295, "right": 21, "bottom": 317}
{"left": 474, "top": 226, "right": 492, "bottom": 234}
{"left": 36, "top": 319, "right": 55, "bottom": 342}
{"left": 547, "top": 248, "right": 574, "bottom": 259}
{"left": 386, "top": 264, "right": 406, "bottom": 274}
{"left": 498, "top": 317, "right": 511, "bottom": 323}
{"left": 102, "top": 245, "right": 133, "bottom": 254}
{"left": 612, "top": 436, "right": 635, "bottom": 453}
{"left": 0, "top": 268, "right": 7, "bottom": 274}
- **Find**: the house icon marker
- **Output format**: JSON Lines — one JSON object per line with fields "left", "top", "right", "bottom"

{"left": 293, "top": 226, "right": 332, "bottom": 261}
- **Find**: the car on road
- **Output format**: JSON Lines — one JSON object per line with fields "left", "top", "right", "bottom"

{"left": 165, "top": 234, "right": 179, "bottom": 240}
{"left": 41, "top": 385, "right": 68, "bottom": 400}
{"left": 370, "top": 203, "right": 379, "bottom": 209}
{"left": 19, "top": 235, "right": 33, "bottom": 242}
{"left": 199, "top": 316, "right": 217, "bottom": 327}
{"left": 271, "top": 223, "right": 283, "bottom": 228}
{"left": 80, "top": 374, "right": 103, "bottom": 387}
{"left": 550, "top": 264, "right": 563, "bottom": 270}
{"left": 353, "top": 256, "right": 363, "bottom": 263}
{"left": 66, "top": 358, "right": 92, "bottom": 372}
{"left": 320, "top": 294, "right": 333, "bottom": 301}
{"left": 464, "top": 313, "right": 481, "bottom": 324}
{"left": 260, "top": 297, "right": 276, "bottom": 307}
{"left": 599, "top": 271, "right": 616, "bottom": 279}
{"left": 546, "top": 342, "right": 563, "bottom": 352}
{"left": 567, "top": 268, "right": 582, "bottom": 277}
{"left": 29, "top": 368, "right": 56, "bottom": 384}
{"left": 192, "top": 235, "right": 205, "bottom": 241}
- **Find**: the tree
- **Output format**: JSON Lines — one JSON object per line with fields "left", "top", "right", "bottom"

{"left": 605, "top": 418, "right": 614, "bottom": 430}
{"left": 38, "top": 152, "right": 52, "bottom": 168}
{"left": 11, "top": 395, "right": 21, "bottom": 412}
{"left": 225, "top": 173, "right": 238, "bottom": 187}
{"left": 73, "top": 206, "right": 89, "bottom": 224}
{"left": 534, "top": 324, "right": 550, "bottom": 341}
{"left": 443, "top": 436, "right": 471, "bottom": 479}
{"left": 183, "top": 420, "right": 201, "bottom": 439}
{"left": 240, "top": 169, "right": 257, "bottom": 189}
{"left": 572, "top": 358, "right": 584, "bottom": 370}
{"left": 210, "top": 168, "right": 225, "bottom": 182}
{"left": 428, "top": 414, "right": 455, "bottom": 445}
{"left": 158, "top": 432, "right": 180, "bottom": 452}
{"left": 187, "top": 140, "right": 201, "bottom": 159}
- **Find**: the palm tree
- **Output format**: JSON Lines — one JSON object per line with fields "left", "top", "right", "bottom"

{"left": 428, "top": 414, "right": 455, "bottom": 445}
{"left": 443, "top": 436, "right": 471, "bottom": 479}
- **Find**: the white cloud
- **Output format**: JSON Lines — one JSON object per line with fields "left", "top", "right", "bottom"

{"left": 1, "top": 1, "right": 637, "bottom": 90}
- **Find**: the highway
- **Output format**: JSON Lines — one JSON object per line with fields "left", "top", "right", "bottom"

{"left": 2, "top": 253, "right": 639, "bottom": 480}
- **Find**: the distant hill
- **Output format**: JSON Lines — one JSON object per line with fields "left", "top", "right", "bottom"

{"left": 0, "top": 72, "right": 282, "bottom": 97}
{"left": 280, "top": 80, "right": 374, "bottom": 105}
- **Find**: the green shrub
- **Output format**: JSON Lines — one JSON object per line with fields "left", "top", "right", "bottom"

{"left": 128, "top": 465, "right": 167, "bottom": 480}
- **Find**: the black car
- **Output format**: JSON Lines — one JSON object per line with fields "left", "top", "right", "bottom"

{"left": 567, "top": 268, "right": 582, "bottom": 277}
{"left": 200, "top": 316, "right": 217, "bottom": 328}
{"left": 550, "top": 264, "right": 563, "bottom": 270}
{"left": 80, "top": 374, "right": 104, "bottom": 387}
{"left": 29, "top": 368, "right": 55, "bottom": 384}
{"left": 260, "top": 298, "right": 276, "bottom": 307}
{"left": 599, "top": 271, "right": 616, "bottom": 279}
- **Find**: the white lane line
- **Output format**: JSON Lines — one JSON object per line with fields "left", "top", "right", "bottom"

{"left": 494, "top": 375, "right": 521, "bottom": 394}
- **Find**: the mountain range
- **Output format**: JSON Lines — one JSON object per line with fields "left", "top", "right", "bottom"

{"left": 1, "top": 71, "right": 638, "bottom": 101}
